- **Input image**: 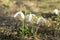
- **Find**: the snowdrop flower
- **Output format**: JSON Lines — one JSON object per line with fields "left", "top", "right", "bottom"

{"left": 14, "top": 11, "right": 24, "bottom": 19}
{"left": 53, "top": 9, "right": 59, "bottom": 15}
{"left": 26, "top": 14, "right": 36, "bottom": 22}
{"left": 36, "top": 16, "right": 46, "bottom": 24}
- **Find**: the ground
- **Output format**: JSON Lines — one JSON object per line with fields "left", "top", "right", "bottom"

{"left": 0, "top": 0, "right": 60, "bottom": 40}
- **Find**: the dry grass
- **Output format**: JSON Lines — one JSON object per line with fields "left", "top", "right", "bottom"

{"left": 0, "top": 0, "right": 60, "bottom": 16}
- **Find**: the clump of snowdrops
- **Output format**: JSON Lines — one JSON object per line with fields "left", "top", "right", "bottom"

{"left": 13, "top": 9, "right": 60, "bottom": 40}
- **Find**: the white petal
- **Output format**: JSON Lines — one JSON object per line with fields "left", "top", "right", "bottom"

{"left": 20, "top": 12, "right": 24, "bottom": 19}
{"left": 29, "top": 14, "right": 32, "bottom": 21}
{"left": 14, "top": 12, "right": 20, "bottom": 17}
{"left": 53, "top": 9, "right": 59, "bottom": 15}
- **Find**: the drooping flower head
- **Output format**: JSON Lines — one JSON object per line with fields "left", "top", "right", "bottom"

{"left": 26, "top": 14, "right": 36, "bottom": 22}
{"left": 36, "top": 16, "right": 46, "bottom": 24}
{"left": 53, "top": 9, "right": 59, "bottom": 15}
{"left": 14, "top": 11, "right": 24, "bottom": 20}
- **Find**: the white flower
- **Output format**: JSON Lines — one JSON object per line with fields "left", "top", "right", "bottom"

{"left": 14, "top": 11, "right": 24, "bottom": 19}
{"left": 26, "top": 14, "right": 36, "bottom": 22}
{"left": 53, "top": 9, "right": 59, "bottom": 15}
{"left": 36, "top": 16, "right": 46, "bottom": 24}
